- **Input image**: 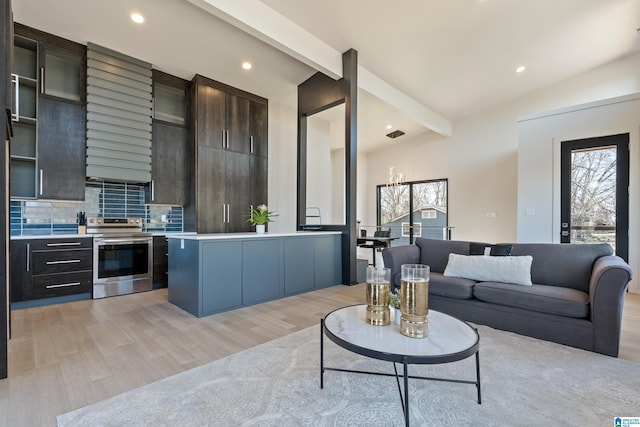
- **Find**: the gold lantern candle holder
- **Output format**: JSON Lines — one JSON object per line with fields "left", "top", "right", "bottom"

{"left": 400, "top": 264, "right": 430, "bottom": 338}
{"left": 365, "top": 266, "right": 391, "bottom": 325}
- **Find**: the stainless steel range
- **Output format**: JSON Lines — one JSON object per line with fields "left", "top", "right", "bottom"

{"left": 88, "top": 217, "right": 153, "bottom": 299}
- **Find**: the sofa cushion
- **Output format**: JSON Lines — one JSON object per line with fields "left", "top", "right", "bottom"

{"left": 429, "top": 272, "right": 475, "bottom": 300}
{"left": 509, "top": 243, "right": 613, "bottom": 292}
{"left": 416, "top": 238, "right": 485, "bottom": 273}
{"left": 443, "top": 253, "right": 533, "bottom": 286}
{"left": 473, "top": 281, "right": 590, "bottom": 318}
{"left": 490, "top": 244, "right": 512, "bottom": 256}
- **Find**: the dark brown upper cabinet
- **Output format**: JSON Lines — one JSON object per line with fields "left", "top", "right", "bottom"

{"left": 185, "top": 75, "right": 268, "bottom": 233}
{"left": 149, "top": 70, "right": 190, "bottom": 206}
{"left": 11, "top": 24, "right": 86, "bottom": 200}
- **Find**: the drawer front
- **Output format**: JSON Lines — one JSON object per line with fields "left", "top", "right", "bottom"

{"left": 30, "top": 237, "right": 93, "bottom": 251}
{"left": 32, "top": 249, "right": 92, "bottom": 274}
{"left": 32, "top": 271, "right": 93, "bottom": 299}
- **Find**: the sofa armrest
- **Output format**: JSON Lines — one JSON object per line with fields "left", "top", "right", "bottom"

{"left": 382, "top": 245, "right": 420, "bottom": 290}
{"left": 589, "top": 255, "right": 632, "bottom": 356}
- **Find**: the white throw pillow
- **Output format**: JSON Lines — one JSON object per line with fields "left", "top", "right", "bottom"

{"left": 443, "top": 253, "right": 533, "bottom": 286}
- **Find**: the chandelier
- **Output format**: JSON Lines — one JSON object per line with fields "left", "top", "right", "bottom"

{"left": 387, "top": 167, "right": 404, "bottom": 188}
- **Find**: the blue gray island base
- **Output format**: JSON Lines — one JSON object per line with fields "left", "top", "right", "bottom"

{"left": 167, "top": 232, "right": 342, "bottom": 317}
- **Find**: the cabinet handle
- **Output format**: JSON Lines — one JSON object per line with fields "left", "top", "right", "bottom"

{"left": 226, "top": 129, "right": 230, "bottom": 149}
{"left": 222, "top": 129, "right": 225, "bottom": 148}
{"left": 40, "top": 67, "right": 45, "bottom": 94}
{"left": 46, "top": 282, "right": 81, "bottom": 289}
{"left": 46, "top": 259, "right": 81, "bottom": 265}
{"left": 151, "top": 180, "right": 155, "bottom": 201}
{"left": 11, "top": 74, "right": 19, "bottom": 122}
{"left": 227, "top": 204, "right": 230, "bottom": 223}
{"left": 46, "top": 242, "right": 82, "bottom": 247}
{"left": 222, "top": 204, "right": 226, "bottom": 223}
{"left": 39, "top": 169, "right": 43, "bottom": 196}
{"left": 26, "top": 243, "right": 30, "bottom": 272}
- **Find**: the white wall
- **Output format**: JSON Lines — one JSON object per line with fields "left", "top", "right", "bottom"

{"left": 517, "top": 95, "right": 640, "bottom": 293}
{"left": 267, "top": 101, "right": 298, "bottom": 232}
{"left": 364, "top": 52, "right": 640, "bottom": 245}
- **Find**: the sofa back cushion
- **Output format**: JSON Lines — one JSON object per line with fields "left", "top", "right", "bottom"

{"left": 416, "top": 238, "right": 475, "bottom": 273}
{"left": 509, "top": 243, "right": 613, "bottom": 292}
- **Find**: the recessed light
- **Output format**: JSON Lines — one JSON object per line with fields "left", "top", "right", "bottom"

{"left": 242, "top": 62, "right": 252, "bottom": 70}
{"left": 516, "top": 65, "right": 526, "bottom": 73}
{"left": 131, "top": 13, "right": 145, "bottom": 24}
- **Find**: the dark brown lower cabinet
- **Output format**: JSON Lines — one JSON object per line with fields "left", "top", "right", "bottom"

{"left": 10, "top": 237, "right": 93, "bottom": 302}
{"left": 153, "top": 236, "right": 168, "bottom": 288}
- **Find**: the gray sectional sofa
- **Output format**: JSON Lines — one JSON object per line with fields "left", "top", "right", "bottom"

{"left": 382, "top": 237, "right": 633, "bottom": 357}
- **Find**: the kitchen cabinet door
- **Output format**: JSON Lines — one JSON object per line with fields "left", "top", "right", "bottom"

{"left": 37, "top": 97, "right": 86, "bottom": 200}
{"left": 196, "top": 83, "right": 226, "bottom": 149}
{"left": 249, "top": 100, "right": 267, "bottom": 157}
{"left": 196, "top": 145, "right": 226, "bottom": 233}
{"left": 226, "top": 151, "right": 251, "bottom": 232}
{"left": 249, "top": 155, "right": 268, "bottom": 212}
{"left": 9, "top": 240, "right": 33, "bottom": 302}
{"left": 226, "top": 94, "right": 249, "bottom": 153}
{"left": 242, "top": 239, "right": 281, "bottom": 305}
{"left": 201, "top": 241, "right": 242, "bottom": 314}
{"left": 152, "top": 236, "right": 168, "bottom": 288}
{"left": 150, "top": 121, "right": 189, "bottom": 205}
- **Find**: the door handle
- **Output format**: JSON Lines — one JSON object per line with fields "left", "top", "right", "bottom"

{"left": 46, "top": 282, "right": 81, "bottom": 289}
{"left": 40, "top": 66, "right": 45, "bottom": 94}
{"left": 11, "top": 74, "right": 19, "bottom": 121}
{"left": 46, "top": 259, "right": 81, "bottom": 265}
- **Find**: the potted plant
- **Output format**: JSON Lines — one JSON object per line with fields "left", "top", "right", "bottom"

{"left": 389, "top": 289, "right": 401, "bottom": 325}
{"left": 247, "top": 204, "right": 278, "bottom": 233}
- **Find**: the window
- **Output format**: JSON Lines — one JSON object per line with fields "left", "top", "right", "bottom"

{"left": 377, "top": 178, "right": 448, "bottom": 245}
{"left": 402, "top": 222, "right": 422, "bottom": 237}
{"left": 421, "top": 209, "right": 436, "bottom": 219}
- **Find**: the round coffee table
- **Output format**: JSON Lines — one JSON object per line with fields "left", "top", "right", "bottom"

{"left": 321, "top": 304, "right": 480, "bottom": 426}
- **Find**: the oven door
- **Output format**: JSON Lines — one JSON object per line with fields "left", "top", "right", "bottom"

{"left": 93, "top": 236, "right": 153, "bottom": 298}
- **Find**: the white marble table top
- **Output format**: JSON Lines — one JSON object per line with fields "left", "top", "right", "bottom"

{"left": 323, "top": 305, "right": 478, "bottom": 360}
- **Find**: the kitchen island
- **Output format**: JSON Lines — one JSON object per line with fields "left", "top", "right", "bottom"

{"left": 166, "top": 231, "right": 342, "bottom": 317}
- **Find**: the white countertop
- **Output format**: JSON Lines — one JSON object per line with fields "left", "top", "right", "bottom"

{"left": 166, "top": 231, "right": 342, "bottom": 240}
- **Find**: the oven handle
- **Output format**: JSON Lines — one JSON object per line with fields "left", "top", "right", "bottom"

{"left": 95, "top": 237, "right": 152, "bottom": 244}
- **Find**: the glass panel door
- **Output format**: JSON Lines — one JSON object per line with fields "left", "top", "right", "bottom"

{"left": 560, "top": 134, "right": 629, "bottom": 261}
{"left": 412, "top": 181, "right": 448, "bottom": 241}
{"left": 379, "top": 183, "right": 410, "bottom": 245}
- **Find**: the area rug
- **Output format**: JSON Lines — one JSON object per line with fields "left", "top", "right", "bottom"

{"left": 57, "top": 323, "right": 640, "bottom": 426}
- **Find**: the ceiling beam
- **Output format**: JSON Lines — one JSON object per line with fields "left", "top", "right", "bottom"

{"left": 186, "top": 0, "right": 452, "bottom": 136}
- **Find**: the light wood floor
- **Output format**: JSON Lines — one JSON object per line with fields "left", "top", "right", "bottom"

{"left": 0, "top": 285, "right": 638, "bottom": 427}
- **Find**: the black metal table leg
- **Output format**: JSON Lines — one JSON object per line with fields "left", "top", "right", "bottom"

{"left": 320, "top": 318, "right": 325, "bottom": 389}
{"left": 476, "top": 350, "right": 481, "bottom": 404}
{"left": 404, "top": 356, "right": 409, "bottom": 426}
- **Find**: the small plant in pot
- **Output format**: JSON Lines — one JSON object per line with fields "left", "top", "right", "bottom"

{"left": 247, "top": 204, "right": 278, "bottom": 233}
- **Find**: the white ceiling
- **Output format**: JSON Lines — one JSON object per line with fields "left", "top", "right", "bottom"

{"left": 12, "top": 0, "right": 640, "bottom": 153}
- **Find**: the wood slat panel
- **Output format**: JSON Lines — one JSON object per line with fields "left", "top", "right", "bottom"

{"left": 86, "top": 43, "right": 152, "bottom": 182}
